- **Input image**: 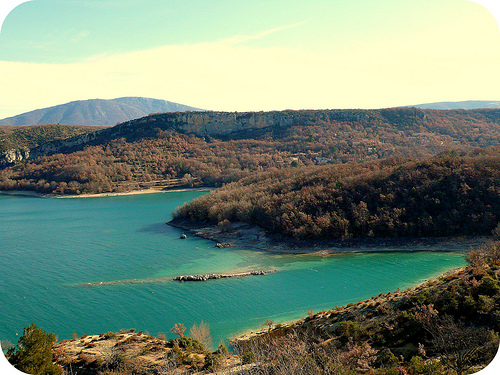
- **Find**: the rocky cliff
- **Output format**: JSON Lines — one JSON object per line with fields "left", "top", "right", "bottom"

{"left": 0, "top": 149, "right": 30, "bottom": 166}
{"left": 26, "top": 109, "right": 374, "bottom": 159}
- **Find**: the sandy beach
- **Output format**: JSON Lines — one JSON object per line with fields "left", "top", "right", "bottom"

{"left": 0, "top": 187, "right": 212, "bottom": 199}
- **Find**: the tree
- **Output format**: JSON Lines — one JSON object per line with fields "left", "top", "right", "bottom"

{"left": 189, "top": 321, "right": 213, "bottom": 351}
{"left": 170, "top": 323, "right": 186, "bottom": 338}
{"left": 415, "top": 304, "right": 495, "bottom": 375}
{"left": 7, "top": 324, "right": 61, "bottom": 375}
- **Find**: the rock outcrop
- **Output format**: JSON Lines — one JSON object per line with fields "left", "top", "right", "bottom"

{"left": 0, "top": 148, "right": 30, "bottom": 165}
{"left": 173, "top": 270, "right": 277, "bottom": 282}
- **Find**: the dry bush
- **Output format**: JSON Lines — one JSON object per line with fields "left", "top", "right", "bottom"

{"left": 189, "top": 321, "right": 213, "bottom": 352}
{"left": 234, "top": 330, "right": 378, "bottom": 375}
{"left": 170, "top": 323, "right": 186, "bottom": 338}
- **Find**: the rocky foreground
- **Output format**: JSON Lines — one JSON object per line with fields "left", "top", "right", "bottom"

{"left": 51, "top": 330, "right": 247, "bottom": 375}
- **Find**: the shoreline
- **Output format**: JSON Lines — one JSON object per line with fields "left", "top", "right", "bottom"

{"left": 0, "top": 187, "right": 212, "bottom": 199}
{"left": 168, "top": 218, "right": 489, "bottom": 255}
{"left": 232, "top": 264, "right": 468, "bottom": 342}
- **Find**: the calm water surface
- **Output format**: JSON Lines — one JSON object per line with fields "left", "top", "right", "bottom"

{"left": 0, "top": 191, "right": 466, "bottom": 347}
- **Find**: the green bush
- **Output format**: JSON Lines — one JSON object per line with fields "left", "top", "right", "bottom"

{"left": 103, "top": 331, "right": 118, "bottom": 339}
{"left": 217, "top": 343, "right": 229, "bottom": 356}
{"left": 204, "top": 352, "right": 222, "bottom": 370}
{"left": 375, "top": 348, "right": 399, "bottom": 368}
{"left": 477, "top": 295, "right": 496, "bottom": 313}
{"left": 478, "top": 276, "right": 500, "bottom": 296}
{"left": 7, "top": 324, "right": 61, "bottom": 375}
{"left": 408, "top": 356, "right": 442, "bottom": 375}
{"left": 241, "top": 351, "right": 256, "bottom": 364}
{"left": 167, "top": 346, "right": 184, "bottom": 366}
{"left": 335, "top": 320, "right": 361, "bottom": 339}
{"left": 170, "top": 336, "right": 205, "bottom": 352}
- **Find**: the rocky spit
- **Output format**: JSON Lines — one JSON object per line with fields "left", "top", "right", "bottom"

{"left": 173, "top": 270, "right": 277, "bottom": 282}
{"left": 79, "top": 270, "right": 277, "bottom": 287}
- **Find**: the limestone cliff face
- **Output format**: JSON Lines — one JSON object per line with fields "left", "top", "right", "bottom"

{"left": 24, "top": 109, "right": 370, "bottom": 159}
{"left": 0, "top": 149, "right": 30, "bottom": 165}
{"left": 123, "top": 109, "right": 367, "bottom": 138}
{"left": 176, "top": 110, "right": 365, "bottom": 137}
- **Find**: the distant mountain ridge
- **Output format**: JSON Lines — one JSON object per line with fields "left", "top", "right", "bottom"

{"left": 0, "top": 97, "right": 203, "bottom": 126}
{"left": 411, "top": 100, "right": 500, "bottom": 110}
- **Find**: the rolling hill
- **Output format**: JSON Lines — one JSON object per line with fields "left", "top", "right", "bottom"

{"left": 411, "top": 100, "right": 500, "bottom": 110}
{"left": 0, "top": 97, "right": 202, "bottom": 126}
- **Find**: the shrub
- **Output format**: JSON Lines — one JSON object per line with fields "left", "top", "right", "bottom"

{"left": 478, "top": 276, "right": 500, "bottom": 296}
{"left": 408, "top": 356, "right": 442, "bottom": 375}
{"left": 241, "top": 351, "right": 256, "bottom": 364}
{"left": 335, "top": 320, "right": 361, "bottom": 339}
{"left": 170, "top": 336, "right": 205, "bottom": 352}
{"left": 167, "top": 346, "right": 184, "bottom": 366}
{"left": 375, "top": 348, "right": 399, "bottom": 368}
{"left": 204, "top": 352, "right": 222, "bottom": 370}
{"left": 217, "top": 343, "right": 229, "bottom": 356}
{"left": 103, "top": 331, "right": 117, "bottom": 339}
{"left": 7, "top": 324, "right": 62, "bottom": 375}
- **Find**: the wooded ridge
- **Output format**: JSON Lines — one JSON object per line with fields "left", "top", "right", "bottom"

{"left": 1, "top": 107, "right": 500, "bottom": 195}
{"left": 173, "top": 148, "right": 500, "bottom": 239}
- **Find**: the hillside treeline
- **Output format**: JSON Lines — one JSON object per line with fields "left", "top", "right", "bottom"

{"left": 0, "top": 131, "right": 294, "bottom": 194}
{"left": 2, "top": 108, "right": 500, "bottom": 195}
{"left": 0, "top": 124, "right": 106, "bottom": 152}
{"left": 173, "top": 148, "right": 500, "bottom": 239}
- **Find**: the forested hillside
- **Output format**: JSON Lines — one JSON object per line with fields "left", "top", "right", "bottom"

{"left": 1, "top": 108, "right": 500, "bottom": 195}
{"left": 0, "top": 124, "right": 106, "bottom": 153}
{"left": 173, "top": 148, "right": 500, "bottom": 239}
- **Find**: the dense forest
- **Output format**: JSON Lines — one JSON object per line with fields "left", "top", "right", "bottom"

{"left": 173, "top": 148, "right": 500, "bottom": 239}
{"left": 1, "top": 108, "right": 500, "bottom": 195}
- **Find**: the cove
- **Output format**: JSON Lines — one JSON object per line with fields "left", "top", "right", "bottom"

{"left": 0, "top": 191, "right": 466, "bottom": 347}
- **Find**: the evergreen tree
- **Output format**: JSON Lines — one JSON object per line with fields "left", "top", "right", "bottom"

{"left": 7, "top": 324, "right": 61, "bottom": 375}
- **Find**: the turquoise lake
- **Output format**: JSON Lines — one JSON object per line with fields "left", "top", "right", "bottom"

{"left": 0, "top": 191, "right": 467, "bottom": 348}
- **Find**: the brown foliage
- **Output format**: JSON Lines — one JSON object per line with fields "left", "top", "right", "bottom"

{"left": 175, "top": 149, "right": 500, "bottom": 239}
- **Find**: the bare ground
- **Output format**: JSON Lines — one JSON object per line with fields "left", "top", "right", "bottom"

{"left": 168, "top": 219, "right": 490, "bottom": 255}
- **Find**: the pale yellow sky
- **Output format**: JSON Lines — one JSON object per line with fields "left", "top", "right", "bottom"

{"left": 0, "top": 0, "right": 499, "bottom": 117}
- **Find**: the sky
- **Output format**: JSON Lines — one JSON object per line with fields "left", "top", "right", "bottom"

{"left": 0, "top": 0, "right": 499, "bottom": 119}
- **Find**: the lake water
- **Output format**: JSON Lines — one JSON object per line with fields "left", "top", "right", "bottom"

{"left": 0, "top": 191, "right": 466, "bottom": 348}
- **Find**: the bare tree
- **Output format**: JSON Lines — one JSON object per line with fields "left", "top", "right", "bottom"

{"left": 170, "top": 323, "right": 186, "bottom": 338}
{"left": 416, "top": 304, "right": 495, "bottom": 375}
{"left": 189, "top": 321, "right": 213, "bottom": 352}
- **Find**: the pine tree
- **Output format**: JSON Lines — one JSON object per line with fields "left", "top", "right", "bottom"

{"left": 7, "top": 324, "right": 61, "bottom": 375}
